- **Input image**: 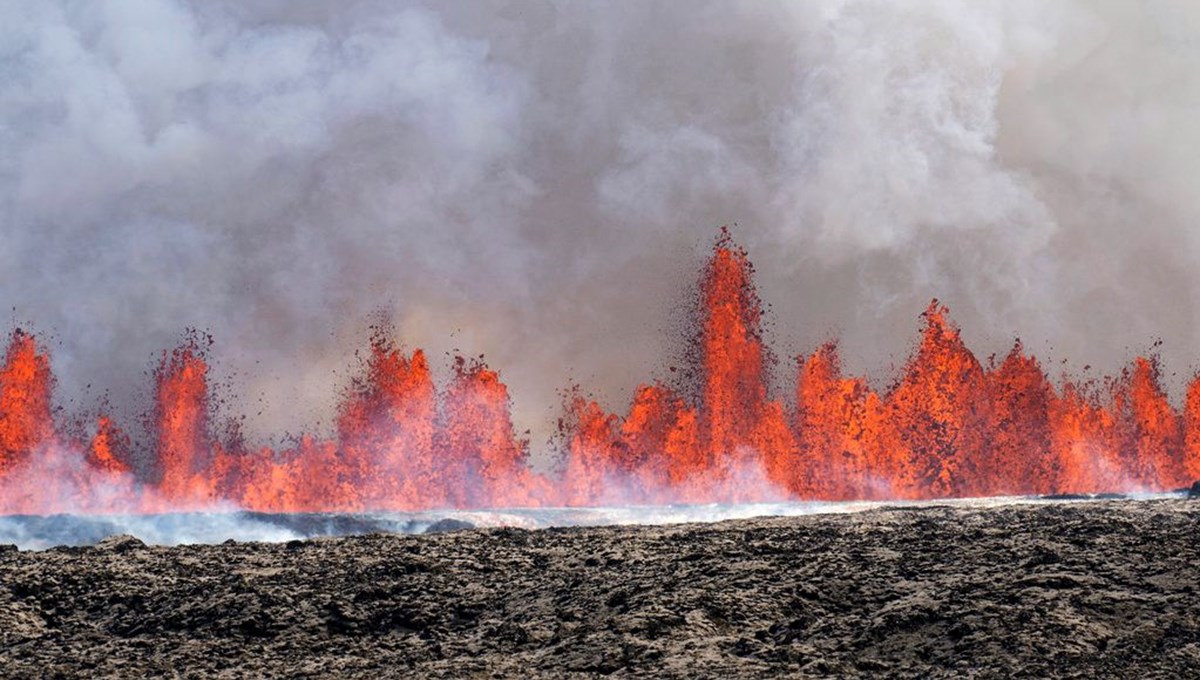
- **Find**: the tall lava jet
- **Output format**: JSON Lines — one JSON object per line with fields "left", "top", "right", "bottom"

{"left": 0, "top": 230, "right": 1198, "bottom": 515}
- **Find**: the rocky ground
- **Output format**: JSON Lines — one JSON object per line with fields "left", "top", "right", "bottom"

{"left": 1, "top": 499, "right": 1198, "bottom": 678}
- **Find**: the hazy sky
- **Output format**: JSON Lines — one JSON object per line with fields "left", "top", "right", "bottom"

{"left": 3, "top": 1, "right": 1199, "bottom": 459}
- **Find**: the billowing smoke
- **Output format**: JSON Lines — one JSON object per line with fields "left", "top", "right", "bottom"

{"left": 2, "top": 1, "right": 1198, "bottom": 462}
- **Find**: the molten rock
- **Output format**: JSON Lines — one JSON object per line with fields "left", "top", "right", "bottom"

{"left": 3, "top": 233, "right": 1200, "bottom": 517}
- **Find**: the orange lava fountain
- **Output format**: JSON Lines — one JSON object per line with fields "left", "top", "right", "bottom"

{"left": 1, "top": 231, "right": 1196, "bottom": 514}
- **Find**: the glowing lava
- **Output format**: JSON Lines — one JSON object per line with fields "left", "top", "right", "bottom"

{"left": 1, "top": 231, "right": 1197, "bottom": 514}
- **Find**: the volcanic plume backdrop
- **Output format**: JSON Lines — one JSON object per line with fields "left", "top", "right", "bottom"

{"left": 4, "top": 2, "right": 1200, "bottom": 514}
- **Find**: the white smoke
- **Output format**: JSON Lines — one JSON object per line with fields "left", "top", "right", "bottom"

{"left": 1, "top": 494, "right": 1181, "bottom": 551}
{"left": 2, "top": 1, "right": 1198, "bottom": 462}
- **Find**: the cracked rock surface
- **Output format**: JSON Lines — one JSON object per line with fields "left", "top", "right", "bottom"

{"left": 1, "top": 500, "right": 1198, "bottom": 678}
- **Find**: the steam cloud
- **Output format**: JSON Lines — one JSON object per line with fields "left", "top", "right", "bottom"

{"left": 3, "top": 1, "right": 1198, "bottom": 463}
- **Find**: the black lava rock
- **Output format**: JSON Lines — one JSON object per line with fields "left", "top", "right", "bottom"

{"left": 95, "top": 535, "right": 145, "bottom": 553}
{"left": 3, "top": 501, "right": 1199, "bottom": 678}
{"left": 423, "top": 518, "right": 475, "bottom": 534}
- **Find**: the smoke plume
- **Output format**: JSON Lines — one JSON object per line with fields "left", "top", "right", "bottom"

{"left": 2, "top": 1, "right": 1198, "bottom": 461}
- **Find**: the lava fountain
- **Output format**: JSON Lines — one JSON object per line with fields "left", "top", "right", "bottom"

{"left": 1, "top": 229, "right": 1198, "bottom": 516}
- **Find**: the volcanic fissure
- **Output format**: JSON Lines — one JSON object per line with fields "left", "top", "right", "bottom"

{"left": 2, "top": 230, "right": 1197, "bottom": 515}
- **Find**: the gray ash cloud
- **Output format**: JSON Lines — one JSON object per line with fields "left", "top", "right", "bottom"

{"left": 3, "top": 1, "right": 1198, "bottom": 461}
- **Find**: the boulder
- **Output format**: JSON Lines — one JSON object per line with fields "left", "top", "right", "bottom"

{"left": 95, "top": 534, "right": 146, "bottom": 553}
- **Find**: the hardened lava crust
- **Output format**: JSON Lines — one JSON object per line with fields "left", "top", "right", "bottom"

{"left": 1, "top": 500, "right": 1198, "bottom": 678}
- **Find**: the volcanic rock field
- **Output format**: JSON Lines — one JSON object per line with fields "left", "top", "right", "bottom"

{"left": 1, "top": 499, "right": 1198, "bottom": 678}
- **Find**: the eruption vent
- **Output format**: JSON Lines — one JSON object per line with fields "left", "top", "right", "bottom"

{"left": 1, "top": 231, "right": 1197, "bottom": 515}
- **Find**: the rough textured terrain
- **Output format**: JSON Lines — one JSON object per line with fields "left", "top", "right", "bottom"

{"left": 1, "top": 500, "right": 1198, "bottom": 678}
